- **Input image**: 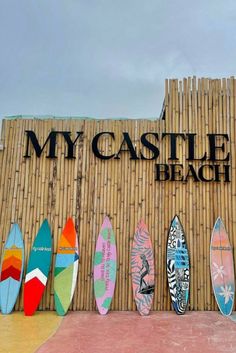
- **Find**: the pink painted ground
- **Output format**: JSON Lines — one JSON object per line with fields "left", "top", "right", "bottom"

{"left": 36, "top": 312, "right": 236, "bottom": 353}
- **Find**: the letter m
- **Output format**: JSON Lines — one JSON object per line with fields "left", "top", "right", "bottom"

{"left": 24, "top": 130, "right": 58, "bottom": 158}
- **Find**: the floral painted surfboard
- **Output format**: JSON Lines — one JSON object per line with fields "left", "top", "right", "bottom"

{"left": 167, "top": 216, "right": 190, "bottom": 315}
{"left": 93, "top": 216, "right": 117, "bottom": 315}
{"left": 131, "top": 220, "right": 155, "bottom": 316}
{"left": 54, "top": 218, "right": 79, "bottom": 316}
{"left": 210, "top": 217, "right": 235, "bottom": 316}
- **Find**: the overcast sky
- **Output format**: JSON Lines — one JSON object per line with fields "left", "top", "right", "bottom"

{"left": 0, "top": 1, "right": 236, "bottom": 119}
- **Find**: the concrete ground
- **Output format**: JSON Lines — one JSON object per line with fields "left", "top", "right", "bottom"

{"left": 0, "top": 311, "right": 236, "bottom": 353}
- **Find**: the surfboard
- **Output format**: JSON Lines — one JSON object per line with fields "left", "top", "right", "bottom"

{"left": 167, "top": 215, "right": 190, "bottom": 315}
{"left": 93, "top": 216, "right": 117, "bottom": 315}
{"left": 54, "top": 218, "right": 79, "bottom": 316}
{"left": 210, "top": 217, "right": 235, "bottom": 316}
{"left": 131, "top": 220, "right": 155, "bottom": 316}
{"left": 0, "top": 223, "right": 24, "bottom": 314}
{"left": 24, "top": 219, "right": 52, "bottom": 316}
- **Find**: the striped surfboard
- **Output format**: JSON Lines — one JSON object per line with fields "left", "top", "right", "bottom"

{"left": 24, "top": 219, "right": 52, "bottom": 316}
{"left": 0, "top": 223, "right": 24, "bottom": 314}
{"left": 167, "top": 215, "right": 190, "bottom": 315}
{"left": 54, "top": 218, "right": 79, "bottom": 316}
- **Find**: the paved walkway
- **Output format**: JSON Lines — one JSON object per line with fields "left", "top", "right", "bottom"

{"left": 37, "top": 311, "right": 236, "bottom": 353}
{"left": 0, "top": 312, "right": 62, "bottom": 353}
{"left": 1, "top": 311, "right": 236, "bottom": 353}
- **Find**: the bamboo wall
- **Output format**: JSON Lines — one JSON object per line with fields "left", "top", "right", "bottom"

{"left": 0, "top": 77, "right": 236, "bottom": 312}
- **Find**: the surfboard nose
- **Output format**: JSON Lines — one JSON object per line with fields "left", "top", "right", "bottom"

{"left": 138, "top": 219, "right": 148, "bottom": 231}
{"left": 102, "top": 215, "right": 112, "bottom": 229}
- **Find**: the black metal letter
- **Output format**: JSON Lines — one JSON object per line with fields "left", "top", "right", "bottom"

{"left": 170, "top": 164, "right": 184, "bottom": 181}
{"left": 92, "top": 132, "right": 116, "bottom": 160}
{"left": 24, "top": 130, "right": 58, "bottom": 158}
{"left": 186, "top": 133, "right": 207, "bottom": 161}
{"left": 214, "top": 165, "right": 230, "bottom": 182}
{"left": 140, "top": 133, "right": 159, "bottom": 160}
{"left": 61, "top": 131, "right": 83, "bottom": 159}
{"left": 114, "top": 132, "right": 139, "bottom": 160}
{"left": 208, "top": 134, "right": 230, "bottom": 161}
{"left": 184, "top": 164, "right": 199, "bottom": 182}
{"left": 198, "top": 165, "right": 214, "bottom": 182}
{"left": 162, "top": 133, "right": 185, "bottom": 160}
{"left": 155, "top": 164, "right": 170, "bottom": 181}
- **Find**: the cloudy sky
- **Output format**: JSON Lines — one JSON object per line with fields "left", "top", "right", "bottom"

{"left": 0, "top": 1, "right": 235, "bottom": 119}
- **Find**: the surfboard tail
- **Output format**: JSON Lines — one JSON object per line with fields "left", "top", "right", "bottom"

{"left": 24, "top": 278, "right": 46, "bottom": 316}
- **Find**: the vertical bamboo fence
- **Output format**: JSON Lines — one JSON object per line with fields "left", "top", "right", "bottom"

{"left": 0, "top": 77, "right": 235, "bottom": 311}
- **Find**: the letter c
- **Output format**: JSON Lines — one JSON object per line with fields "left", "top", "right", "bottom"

{"left": 92, "top": 132, "right": 115, "bottom": 159}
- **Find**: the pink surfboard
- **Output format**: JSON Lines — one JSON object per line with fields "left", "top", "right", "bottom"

{"left": 93, "top": 216, "right": 117, "bottom": 315}
{"left": 131, "top": 220, "right": 155, "bottom": 315}
{"left": 210, "top": 217, "right": 235, "bottom": 316}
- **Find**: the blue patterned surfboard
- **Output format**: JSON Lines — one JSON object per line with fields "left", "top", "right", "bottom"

{"left": 0, "top": 223, "right": 24, "bottom": 314}
{"left": 167, "top": 215, "right": 190, "bottom": 314}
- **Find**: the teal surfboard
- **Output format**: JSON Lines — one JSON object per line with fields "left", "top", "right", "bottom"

{"left": 23, "top": 219, "right": 52, "bottom": 316}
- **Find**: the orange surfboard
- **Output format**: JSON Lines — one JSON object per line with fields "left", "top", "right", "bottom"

{"left": 54, "top": 218, "right": 79, "bottom": 316}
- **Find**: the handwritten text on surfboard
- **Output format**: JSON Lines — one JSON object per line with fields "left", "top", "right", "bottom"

{"left": 101, "top": 232, "right": 112, "bottom": 290}
{"left": 24, "top": 131, "right": 231, "bottom": 182}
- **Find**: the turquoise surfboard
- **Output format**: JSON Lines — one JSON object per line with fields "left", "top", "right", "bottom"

{"left": 24, "top": 219, "right": 52, "bottom": 316}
